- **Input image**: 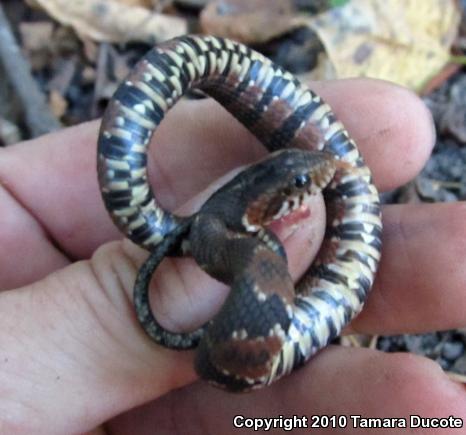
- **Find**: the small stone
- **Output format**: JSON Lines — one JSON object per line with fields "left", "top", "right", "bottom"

{"left": 441, "top": 342, "right": 465, "bottom": 361}
{"left": 377, "top": 335, "right": 407, "bottom": 352}
{"left": 410, "top": 333, "right": 444, "bottom": 357}
{"left": 376, "top": 337, "right": 393, "bottom": 352}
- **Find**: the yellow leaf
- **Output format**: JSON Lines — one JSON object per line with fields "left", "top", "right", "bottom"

{"left": 308, "top": 0, "right": 460, "bottom": 92}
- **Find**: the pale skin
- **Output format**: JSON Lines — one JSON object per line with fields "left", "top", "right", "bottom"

{"left": 0, "top": 78, "right": 466, "bottom": 434}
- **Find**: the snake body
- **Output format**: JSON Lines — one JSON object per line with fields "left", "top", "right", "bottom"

{"left": 97, "top": 35, "right": 382, "bottom": 391}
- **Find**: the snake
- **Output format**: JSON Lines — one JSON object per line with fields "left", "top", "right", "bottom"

{"left": 97, "top": 35, "right": 382, "bottom": 392}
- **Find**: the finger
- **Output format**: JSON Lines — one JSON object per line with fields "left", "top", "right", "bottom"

{"left": 108, "top": 346, "right": 466, "bottom": 435}
{"left": 0, "top": 183, "right": 69, "bottom": 288}
{"left": 0, "top": 242, "right": 196, "bottom": 434}
{"left": 139, "top": 78, "right": 434, "bottom": 206}
{"left": 314, "top": 79, "right": 435, "bottom": 191}
{"left": 0, "top": 78, "right": 433, "bottom": 269}
{"left": 128, "top": 200, "right": 466, "bottom": 387}
{"left": 351, "top": 201, "right": 466, "bottom": 334}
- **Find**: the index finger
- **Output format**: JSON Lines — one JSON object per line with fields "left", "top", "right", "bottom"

{"left": 0, "top": 78, "right": 434, "bottom": 286}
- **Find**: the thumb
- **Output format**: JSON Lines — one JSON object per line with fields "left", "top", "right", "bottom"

{"left": 0, "top": 241, "right": 194, "bottom": 435}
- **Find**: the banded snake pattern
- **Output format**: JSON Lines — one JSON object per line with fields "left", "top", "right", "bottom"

{"left": 97, "top": 35, "right": 382, "bottom": 392}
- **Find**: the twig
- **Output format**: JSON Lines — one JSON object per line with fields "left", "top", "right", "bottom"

{"left": 368, "top": 334, "right": 379, "bottom": 349}
{"left": 0, "top": 4, "right": 61, "bottom": 138}
{"left": 91, "top": 42, "right": 110, "bottom": 119}
{"left": 429, "top": 179, "right": 465, "bottom": 190}
{"left": 445, "top": 371, "right": 466, "bottom": 384}
{"left": 345, "top": 335, "right": 363, "bottom": 347}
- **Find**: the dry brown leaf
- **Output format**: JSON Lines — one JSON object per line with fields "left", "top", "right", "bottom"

{"left": 200, "top": 0, "right": 308, "bottom": 44}
{"left": 307, "top": 0, "right": 460, "bottom": 92}
{"left": 31, "top": 0, "right": 187, "bottom": 44}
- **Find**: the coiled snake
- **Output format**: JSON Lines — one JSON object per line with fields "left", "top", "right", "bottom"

{"left": 97, "top": 35, "right": 382, "bottom": 392}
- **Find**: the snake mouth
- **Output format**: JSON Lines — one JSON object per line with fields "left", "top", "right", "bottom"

{"left": 242, "top": 177, "right": 328, "bottom": 233}
{"left": 242, "top": 189, "right": 314, "bottom": 233}
{"left": 264, "top": 192, "right": 311, "bottom": 225}
{"left": 270, "top": 189, "right": 314, "bottom": 223}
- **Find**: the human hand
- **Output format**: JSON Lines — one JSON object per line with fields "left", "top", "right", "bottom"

{"left": 1, "top": 78, "right": 465, "bottom": 435}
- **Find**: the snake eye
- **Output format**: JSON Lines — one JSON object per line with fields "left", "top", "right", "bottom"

{"left": 294, "top": 174, "right": 311, "bottom": 188}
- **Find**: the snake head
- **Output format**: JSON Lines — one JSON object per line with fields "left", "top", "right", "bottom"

{"left": 241, "top": 148, "right": 339, "bottom": 231}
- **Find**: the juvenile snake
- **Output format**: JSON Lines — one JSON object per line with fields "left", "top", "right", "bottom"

{"left": 97, "top": 35, "right": 382, "bottom": 392}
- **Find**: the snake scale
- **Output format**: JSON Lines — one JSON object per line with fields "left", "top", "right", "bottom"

{"left": 97, "top": 35, "right": 382, "bottom": 392}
